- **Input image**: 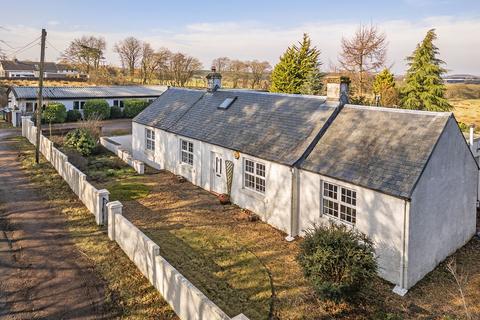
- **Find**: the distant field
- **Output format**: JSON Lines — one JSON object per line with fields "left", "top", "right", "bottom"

{"left": 451, "top": 99, "right": 480, "bottom": 130}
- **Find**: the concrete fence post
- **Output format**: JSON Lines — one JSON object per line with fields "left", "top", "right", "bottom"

{"left": 107, "top": 201, "right": 123, "bottom": 241}
{"left": 21, "top": 116, "right": 30, "bottom": 137}
{"left": 96, "top": 189, "right": 110, "bottom": 225}
{"left": 134, "top": 160, "right": 145, "bottom": 174}
{"left": 231, "top": 314, "right": 250, "bottom": 320}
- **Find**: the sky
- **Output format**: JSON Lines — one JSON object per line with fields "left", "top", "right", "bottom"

{"left": 0, "top": 0, "right": 479, "bottom": 75}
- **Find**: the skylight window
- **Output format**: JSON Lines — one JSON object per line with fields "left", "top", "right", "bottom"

{"left": 218, "top": 97, "right": 237, "bottom": 110}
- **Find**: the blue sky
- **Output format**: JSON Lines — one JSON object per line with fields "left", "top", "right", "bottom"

{"left": 1, "top": 0, "right": 479, "bottom": 74}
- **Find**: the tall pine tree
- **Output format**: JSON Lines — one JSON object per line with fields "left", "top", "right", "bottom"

{"left": 270, "top": 34, "right": 323, "bottom": 94}
{"left": 400, "top": 29, "right": 452, "bottom": 111}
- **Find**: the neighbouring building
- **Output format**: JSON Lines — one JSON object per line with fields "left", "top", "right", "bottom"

{"left": 0, "top": 59, "right": 83, "bottom": 79}
{"left": 131, "top": 70, "right": 478, "bottom": 294}
{"left": 5, "top": 85, "right": 167, "bottom": 126}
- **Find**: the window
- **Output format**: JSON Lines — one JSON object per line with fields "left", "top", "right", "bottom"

{"left": 73, "top": 100, "right": 86, "bottom": 110}
{"left": 113, "top": 100, "right": 124, "bottom": 108}
{"left": 145, "top": 128, "right": 155, "bottom": 152}
{"left": 25, "top": 102, "right": 33, "bottom": 112}
{"left": 180, "top": 139, "right": 194, "bottom": 165}
{"left": 243, "top": 158, "right": 266, "bottom": 194}
{"left": 322, "top": 181, "right": 357, "bottom": 224}
{"left": 215, "top": 156, "right": 222, "bottom": 177}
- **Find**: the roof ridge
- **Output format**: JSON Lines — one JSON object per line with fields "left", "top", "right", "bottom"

{"left": 345, "top": 104, "right": 452, "bottom": 116}
{"left": 219, "top": 88, "right": 327, "bottom": 100}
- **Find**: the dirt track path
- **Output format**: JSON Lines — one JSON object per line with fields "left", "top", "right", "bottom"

{"left": 0, "top": 129, "right": 109, "bottom": 319}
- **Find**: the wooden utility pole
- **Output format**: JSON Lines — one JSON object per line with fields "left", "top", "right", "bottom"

{"left": 35, "top": 28, "right": 46, "bottom": 164}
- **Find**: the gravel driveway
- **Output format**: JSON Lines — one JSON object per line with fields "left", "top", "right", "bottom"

{"left": 0, "top": 129, "right": 110, "bottom": 319}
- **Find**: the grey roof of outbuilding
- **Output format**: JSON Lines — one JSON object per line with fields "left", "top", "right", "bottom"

{"left": 1, "top": 60, "right": 57, "bottom": 72}
{"left": 300, "top": 105, "right": 452, "bottom": 199}
{"left": 9, "top": 86, "right": 168, "bottom": 100}
{"left": 134, "top": 87, "right": 335, "bottom": 166}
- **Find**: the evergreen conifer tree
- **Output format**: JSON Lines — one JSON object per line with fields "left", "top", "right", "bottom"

{"left": 270, "top": 34, "right": 323, "bottom": 94}
{"left": 373, "top": 68, "right": 398, "bottom": 106}
{"left": 400, "top": 29, "right": 452, "bottom": 111}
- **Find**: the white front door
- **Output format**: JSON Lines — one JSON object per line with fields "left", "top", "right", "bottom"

{"left": 211, "top": 152, "right": 225, "bottom": 194}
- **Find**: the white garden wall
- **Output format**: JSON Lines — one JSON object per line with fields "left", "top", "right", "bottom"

{"left": 107, "top": 201, "right": 248, "bottom": 320}
{"left": 100, "top": 135, "right": 144, "bottom": 174}
{"left": 21, "top": 117, "right": 109, "bottom": 225}
{"left": 22, "top": 117, "right": 248, "bottom": 320}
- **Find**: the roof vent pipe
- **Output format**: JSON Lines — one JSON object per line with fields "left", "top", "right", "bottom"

{"left": 206, "top": 66, "right": 222, "bottom": 92}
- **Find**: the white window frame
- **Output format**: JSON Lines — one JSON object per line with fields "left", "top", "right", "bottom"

{"left": 145, "top": 128, "right": 155, "bottom": 152}
{"left": 243, "top": 158, "right": 266, "bottom": 194}
{"left": 180, "top": 139, "right": 194, "bottom": 166}
{"left": 321, "top": 181, "right": 357, "bottom": 225}
{"left": 73, "top": 100, "right": 86, "bottom": 110}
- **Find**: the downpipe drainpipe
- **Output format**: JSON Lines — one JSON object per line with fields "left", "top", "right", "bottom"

{"left": 286, "top": 167, "right": 299, "bottom": 241}
{"left": 395, "top": 199, "right": 410, "bottom": 296}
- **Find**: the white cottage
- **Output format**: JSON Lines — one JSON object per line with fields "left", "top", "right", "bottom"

{"left": 131, "top": 73, "right": 478, "bottom": 294}
{"left": 6, "top": 85, "right": 167, "bottom": 126}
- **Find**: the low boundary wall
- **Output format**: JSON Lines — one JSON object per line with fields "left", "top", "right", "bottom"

{"left": 100, "top": 136, "right": 144, "bottom": 174}
{"left": 21, "top": 117, "right": 248, "bottom": 320}
{"left": 22, "top": 117, "right": 109, "bottom": 225}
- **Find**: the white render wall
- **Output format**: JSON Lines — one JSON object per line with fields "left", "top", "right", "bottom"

{"left": 297, "top": 169, "right": 406, "bottom": 285}
{"left": 132, "top": 122, "right": 293, "bottom": 234}
{"left": 407, "top": 117, "right": 477, "bottom": 289}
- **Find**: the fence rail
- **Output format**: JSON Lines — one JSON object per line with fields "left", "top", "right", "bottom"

{"left": 21, "top": 116, "right": 248, "bottom": 320}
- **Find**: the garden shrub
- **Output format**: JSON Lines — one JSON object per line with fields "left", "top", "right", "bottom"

{"left": 110, "top": 106, "right": 123, "bottom": 119}
{"left": 123, "top": 99, "right": 150, "bottom": 118}
{"left": 66, "top": 109, "right": 82, "bottom": 122}
{"left": 42, "top": 102, "right": 67, "bottom": 124}
{"left": 64, "top": 128, "right": 97, "bottom": 156}
{"left": 83, "top": 99, "right": 110, "bottom": 120}
{"left": 297, "top": 222, "right": 377, "bottom": 302}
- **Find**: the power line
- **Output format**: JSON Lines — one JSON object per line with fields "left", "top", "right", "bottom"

{"left": 5, "top": 40, "right": 40, "bottom": 59}
{"left": 4, "top": 36, "right": 41, "bottom": 58}
{"left": 46, "top": 39, "right": 63, "bottom": 56}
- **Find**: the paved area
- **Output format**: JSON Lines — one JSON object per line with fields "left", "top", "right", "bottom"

{"left": 0, "top": 129, "right": 109, "bottom": 319}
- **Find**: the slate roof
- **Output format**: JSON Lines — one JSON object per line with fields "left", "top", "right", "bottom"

{"left": 300, "top": 105, "right": 451, "bottom": 199}
{"left": 134, "top": 87, "right": 335, "bottom": 166}
{"left": 1, "top": 60, "right": 57, "bottom": 72}
{"left": 9, "top": 86, "right": 168, "bottom": 100}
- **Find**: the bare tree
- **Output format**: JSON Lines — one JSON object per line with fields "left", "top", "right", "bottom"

{"left": 446, "top": 258, "right": 472, "bottom": 320}
{"left": 63, "top": 36, "right": 106, "bottom": 73}
{"left": 167, "top": 52, "right": 202, "bottom": 87}
{"left": 339, "top": 25, "right": 387, "bottom": 96}
{"left": 228, "top": 60, "right": 248, "bottom": 88}
{"left": 153, "top": 47, "right": 172, "bottom": 84}
{"left": 211, "top": 57, "right": 231, "bottom": 72}
{"left": 114, "top": 37, "right": 142, "bottom": 78}
{"left": 140, "top": 42, "right": 157, "bottom": 84}
{"left": 248, "top": 60, "right": 271, "bottom": 89}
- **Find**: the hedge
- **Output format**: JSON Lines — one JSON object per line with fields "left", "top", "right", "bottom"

{"left": 123, "top": 99, "right": 150, "bottom": 118}
{"left": 83, "top": 99, "right": 110, "bottom": 120}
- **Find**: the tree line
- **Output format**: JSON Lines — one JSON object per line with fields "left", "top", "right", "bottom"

{"left": 60, "top": 25, "right": 451, "bottom": 111}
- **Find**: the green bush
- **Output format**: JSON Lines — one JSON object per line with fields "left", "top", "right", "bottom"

{"left": 297, "top": 222, "right": 377, "bottom": 302}
{"left": 64, "top": 128, "right": 97, "bottom": 156}
{"left": 42, "top": 102, "right": 67, "bottom": 124}
{"left": 66, "top": 109, "right": 82, "bottom": 122}
{"left": 123, "top": 99, "right": 150, "bottom": 118}
{"left": 110, "top": 106, "right": 123, "bottom": 119}
{"left": 83, "top": 99, "right": 110, "bottom": 120}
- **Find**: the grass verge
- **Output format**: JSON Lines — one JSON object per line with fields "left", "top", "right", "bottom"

{"left": 0, "top": 119, "right": 13, "bottom": 129}
{"left": 12, "top": 136, "right": 177, "bottom": 320}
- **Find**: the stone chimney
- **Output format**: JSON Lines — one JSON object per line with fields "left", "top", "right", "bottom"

{"left": 206, "top": 66, "right": 222, "bottom": 92}
{"left": 326, "top": 76, "right": 350, "bottom": 105}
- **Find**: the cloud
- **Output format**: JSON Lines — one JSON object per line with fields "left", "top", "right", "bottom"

{"left": 47, "top": 20, "right": 60, "bottom": 26}
{"left": 0, "top": 16, "right": 479, "bottom": 75}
